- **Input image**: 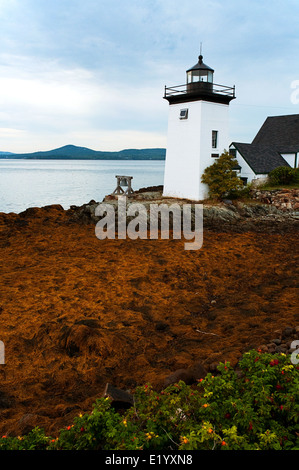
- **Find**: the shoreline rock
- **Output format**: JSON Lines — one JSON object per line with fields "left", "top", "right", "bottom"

{"left": 256, "top": 326, "right": 299, "bottom": 356}
{"left": 1, "top": 185, "right": 299, "bottom": 234}
{"left": 65, "top": 191, "right": 299, "bottom": 234}
{"left": 251, "top": 188, "right": 299, "bottom": 211}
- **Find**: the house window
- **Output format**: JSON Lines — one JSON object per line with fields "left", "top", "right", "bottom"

{"left": 211, "top": 153, "right": 219, "bottom": 158}
{"left": 179, "top": 108, "right": 188, "bottom": 120}
{"left": 229, "top": 148, "right": 236, "bottom": 157}
{"left": 232, "top": 165, "right": 241, "bottom": 173}
{"left": 212, "top": 130, "right": 218, "bottom": 148}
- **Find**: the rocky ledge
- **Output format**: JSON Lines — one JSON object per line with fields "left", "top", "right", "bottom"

{"left": 251, "top": 188, "right": 299, "bottom": 211}
{"left": 256, "top": 325, "right": 299, "bottom": 355}
{"left": 66, "top": 187, "right": 299, "bottom": 234}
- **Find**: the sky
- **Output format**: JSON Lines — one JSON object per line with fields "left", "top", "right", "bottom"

{"left": 0, "top": 0, "right": 299, "bottom": 153}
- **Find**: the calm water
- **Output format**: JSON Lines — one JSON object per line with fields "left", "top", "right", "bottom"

{"left": 0, "top": 159, "right": 165, "bottom": 213}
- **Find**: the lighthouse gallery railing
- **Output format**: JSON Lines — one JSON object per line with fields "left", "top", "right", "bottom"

{"left": 164, "top": 83, "right": 235, "bottom": 98}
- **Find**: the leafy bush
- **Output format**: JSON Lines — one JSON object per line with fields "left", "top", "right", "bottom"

{"left": 1, "top": 350, "right": 298, "bottom": 450}
{"left": 268, "top": 166, "right": 298, "bottom": 186}
{"left": 227, "top": 182, "right": 253, "bottom": 200}
{"left": 0, "top": 427, "right": 50, "bottom": 450}
{"left": 201, "top": 150, "right": 244, "bottom": 200}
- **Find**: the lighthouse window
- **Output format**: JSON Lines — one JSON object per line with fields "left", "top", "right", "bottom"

{"left": 212, "top": 130, "right": 218, "bottom": 148}
{"left": 179, "top": 108, "right": 188, "bottom": 120}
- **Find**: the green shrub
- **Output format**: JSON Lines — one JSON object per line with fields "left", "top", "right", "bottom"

{"left": 268, "top": 166, "right": 298, "bottom": 186}
{"left": 201, "top": 151, "right": 244, "bottom": 200}
{"left": 227, "top": 182, "right": 253, "bottom": 200}
{"left": 0, "top": 427, "right": 49, "bottom": 450}
{"left": 1, "top": 350, "right": 298, "bottom": 451}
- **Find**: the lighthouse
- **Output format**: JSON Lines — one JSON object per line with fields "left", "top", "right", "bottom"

{"left": 163, "top": 54, "right": 236, "bottom": 200}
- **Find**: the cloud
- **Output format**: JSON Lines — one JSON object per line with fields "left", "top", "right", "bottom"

{"left": 0, "top": 0, "right": 299, "bottom": 152}
{"left": 1, "top": 76, "right": 88, "bottom": 114}
{"left": 66, "top": 129, "right": 167, "bottom": 151}
{"left": 0, "top": 52, "right": 168, "bottom": 152}
{"left": 0, "top": 127, "right": 166, "bottom": 154}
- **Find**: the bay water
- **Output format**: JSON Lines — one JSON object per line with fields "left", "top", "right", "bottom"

{"left": 0, "top": 159, "right": 165, "bottom": 214}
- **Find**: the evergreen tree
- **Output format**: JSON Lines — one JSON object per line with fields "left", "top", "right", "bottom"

{"left": 201, "top": 150, "right": 243, "bottom": 199}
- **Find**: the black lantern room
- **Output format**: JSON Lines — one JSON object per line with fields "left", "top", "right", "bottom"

{"left": 186, "top": 55, "right": 214, "bottom": 93}
{"left": 164, "top": 53, "right": 235, "bottom": 105}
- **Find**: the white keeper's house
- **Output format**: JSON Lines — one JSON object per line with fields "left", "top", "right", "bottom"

{"left": 229, "top": 114, "right": 299, "bottom": 185}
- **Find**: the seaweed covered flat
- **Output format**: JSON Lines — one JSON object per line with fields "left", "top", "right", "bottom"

{"left": 0, "top": 200, "right": 298, "bottom": 436}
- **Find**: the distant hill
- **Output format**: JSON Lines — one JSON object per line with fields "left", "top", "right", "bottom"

{"left": 0, "top": 145, "right": 166, "bottom": 160}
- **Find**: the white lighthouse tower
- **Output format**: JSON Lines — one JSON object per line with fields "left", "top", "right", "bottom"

{"left": 163, "top": 54, "right": 235, "bottom": 200}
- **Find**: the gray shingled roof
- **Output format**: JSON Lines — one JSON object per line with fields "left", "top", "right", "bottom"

{"left": 231, "top": 142, "right": 290, "bottom": 174}
{"left": 252, "top": 114, "right": 299, "bottom": 152}
{"left": 231, "top": 114, "right": 299, "bottom": 174}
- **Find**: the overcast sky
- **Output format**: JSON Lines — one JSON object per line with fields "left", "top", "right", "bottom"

{"left": 0, "top": 0, "right": 299, "bottom": 153}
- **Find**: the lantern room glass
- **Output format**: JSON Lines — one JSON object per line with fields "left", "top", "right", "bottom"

{"left": 187, "top": 69, "right": 213, "bottom": 84}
